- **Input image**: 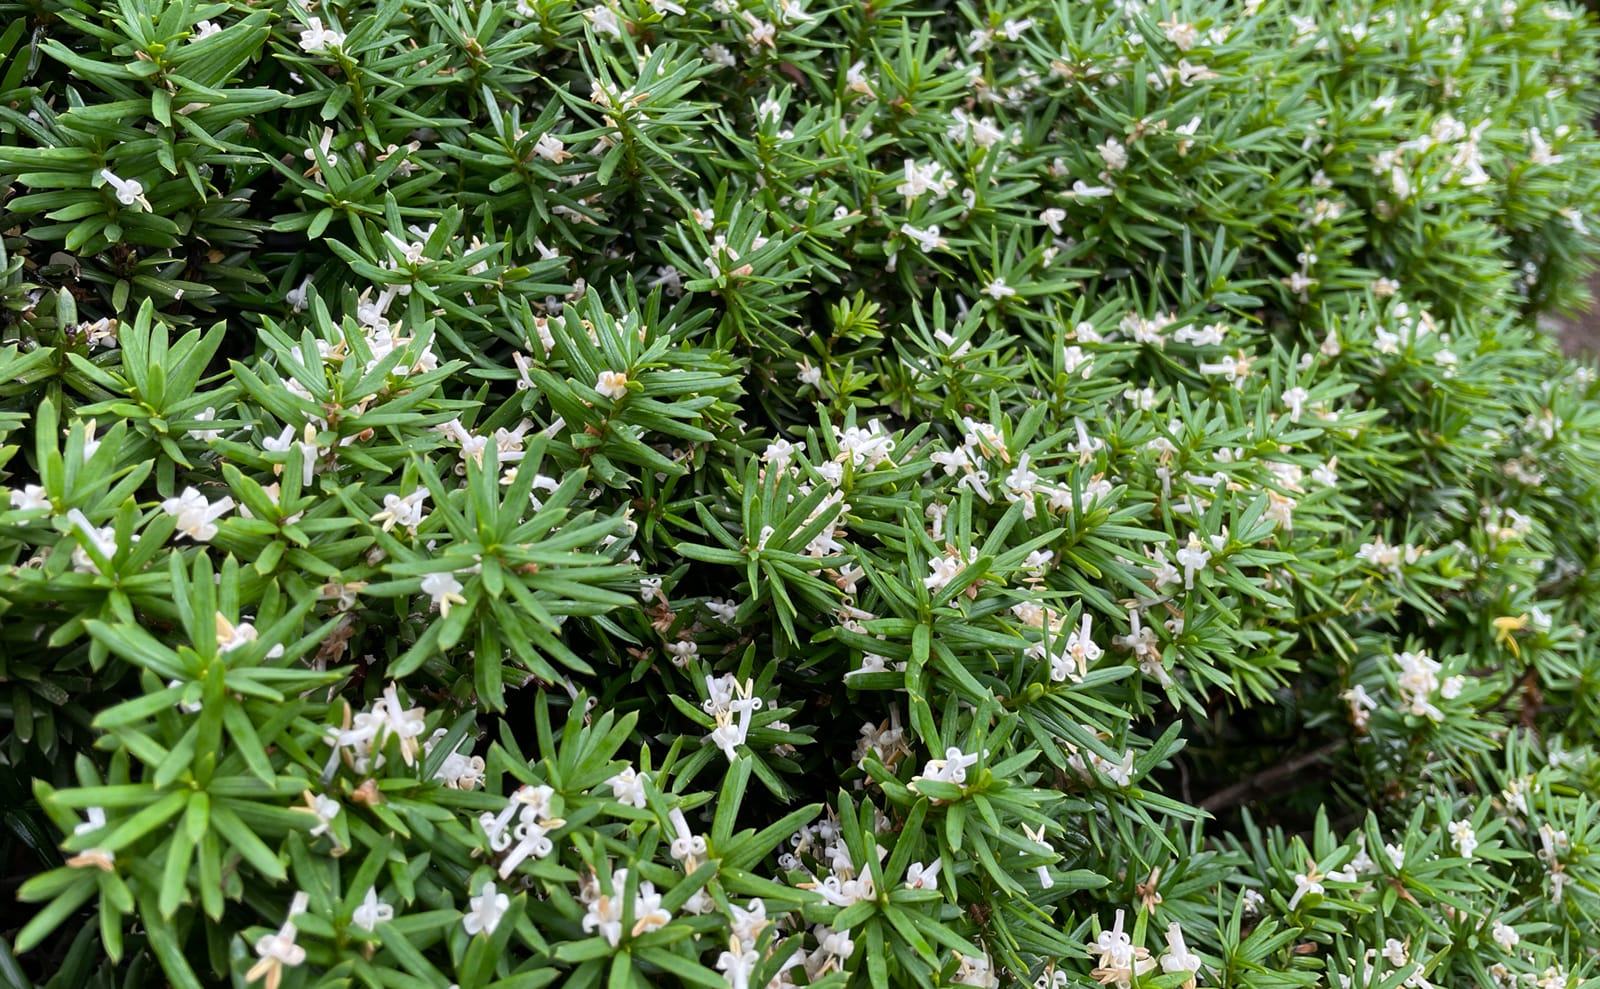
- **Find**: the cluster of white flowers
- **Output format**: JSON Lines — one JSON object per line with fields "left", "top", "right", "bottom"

{"left": 924, "top": 544, "right": 978, "bottom": 593}
{"left": 896, "top": 158, "right": 957, "bottom": 203}
{"left": 463, "top": 879, "right": 509, "bottom": 936}
{"left": 1334, "top": 943, "right": 1440, "bottom": 989}
{"left": 1062, "top": 727, "right": 1136, "bottom": 788}
{"left": 928, "top": 416, "right": 1113, "bottom": 520}
{"left": 1026, "top": 613, "right": 1102, "bottom": 684}
{"left": 702, "top": 673, "right": 765, "bottom": 760}
{"left": 1357, "top": 535, "right": 1426, "bottom": 575}
{"left": 298, "top": 16, "right": 345, "bottom": 54}
{"left": 833, "top": 418, "right": 896, "bottom": 470}
{"left": 370, "top": 488, "right": 429, "bottom": 534}
{"left": 1114, "top": 607, "right": 1172, "bottom": 687}
{"left": 1368, "top": 301, "right": 1450, "bottom": 363}
{"left": 909, "top": 746, "right": 982, "bottom": 797}
{"left": 481, "top": 784, "right": 565, "bottom": 878}
{"left": 322, "top": 682, "right": 428, "bottom": 775}
{"left": 1482, "top": 506, "right": 1534, "bottom": 546}
{"left": 1086, "top": 910, "right": 1157, "bottom": 989}
{"left": 580, "top": 867, "right": 672, "bottom": 947}
{"left": 1392, "top": 650, "right": 1464, "bottom": 722}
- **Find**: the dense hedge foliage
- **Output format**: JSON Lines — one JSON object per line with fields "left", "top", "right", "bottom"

{"left": 5, "top": 0, "right": 1600, "bottom": 987}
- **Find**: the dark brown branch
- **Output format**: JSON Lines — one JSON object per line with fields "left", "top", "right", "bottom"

{"left": 1199, "top": 739, "right": 1348, "bottom": 814}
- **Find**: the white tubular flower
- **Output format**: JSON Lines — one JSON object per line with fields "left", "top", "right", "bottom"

{"left": 1492, "top": 920, "right": 1520, "bottom": 951}
{"left": 74, "top": 806, "right": 107, "bottom": 837}
{"left": 1052, "top": 613, "right": 1103, "bottom": 683}
{"left": 1281, "top": 386, "right": 1309, "bottom": 422}
{"left": 729, "top": 899, "right": 769, "bottom": 945}
{"left": 66, "top": 509, "right": 119, "bottom": 575}
{"left": 351, "top": 887, "right": 394, "bottom": 932}
{"left": 595, "top": 370, "right": 629, "bottom": 399}
{"left": 262, "top": 423, "right": 320, "bottom": 478}
{"left": 298, "top": 17, "right": 345, "bottom": 54}
{"left": 983, "top": 277, "right": 1017, "bottom": 300}
{"left": 99, "top": 169, "right": 151, "bottom": 210}
{"left": 900, "top": 223, "right": 947, "bottom": 253}
{"left": 1160, "top": 923, "right": 1203, "bottom": 983}
{"left": 717, "top": 934, "right": 761, "bottom": 989}
{"left": 797, "top": 357, "right": 822, "bottom": 387}
{"left": 924, "top": 552, "right": 963, "bottom": 591}
{"left": 498, "top": 812, "right": 559, "bottom": 879}
{"left": 581, "top": 869, "right": 670, "bottom": 946}
{"left": 1286, "top": 870, "right": 1323, "bottom": 910}
{"left": 667, "top": 807, "right": 708, "bottom": 870}
{"left": 605, "top": 766, "right": 648, "bottom": 808}
{"left": 1021, "top": 822, "right": 1055, "bottom": 889}
{"left": 904, "top": 858, "right": 943, "bottom": 889}
{"left": 421, "top": 571, "right": 467, "bottom": 617}
{"left": 430, "top": 732, "right": 486, "bottom": 790}
{"left": 161, "top": 487, "right": 235, "bottom": 542}
{"left": 953, "top": 951, "right": 1000, "bottom": 987}
{"left": 11, "top": 484, "right": 49, "bottom": 512}
{"left": 216, "top": 613, "right": 285, "bottom": 658}
{"left": 1174, "top": 533, "right": 1212, "bottom": 589}
{"left": 286, "top": 276, "right": 313, "bottom": 312}
{"left": 247, "top": 892, "right": 310, "bottom": 989}
{"left": 1086, "top": 909, "right": 1156, "bottom": 989}
{"left": 370, "top": 682, "right": 428, "bottom": 766}
{"left": 301, "top": 792, "right": 341, "bottom": 838}
{"left": 581, "top": 878, "right": 624, "bottom": 946}
{"left": 464, "top": 880, "right": 511, "bottom": 936}
{"left": 533, "top": 133, "right": 572, "bottom": 163}
{"left": 1066, "top": 179, "right": 1114, "bottom": 199}
{"left": 703, "top": 674, "right": 763, "bottom": 761}
{"left": 1097, "top": 137, "right": 1129, "bottom": 171}
{"left": 1447, "top": 819, "right": 1478, "bottom": 859}
{"left": 910, "top": 746, "right": 981, "bottom": 793}
{"left": 371, "top": 488, "right": 429, "bottom": 533}
{"left": 584, "top": 4, "right": 623, "bottom": 38}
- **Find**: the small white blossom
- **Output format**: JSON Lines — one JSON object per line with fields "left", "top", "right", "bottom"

{"left": 463, "top": 880, "right": 510, "bottom": 936}
{"left": 1159, "top": 923, "right": 1203, "bottom": 982}
{"left": 1448, "top": 819, "right": 1478, "bottom": 859}
{"left": 371, "top": 489, "right": 429, "bottom": 533}
{"left": 1098, "top": 136, "right": 1129, "bottom": 172}
{"left": 421, "top": 571, "right": 467, "bottom": 617}
{"left": 98, "top": 169, "right": 150, "bottom": 210}
{"left": 1174, "top": 533, "right": 1212, "bottom": 589}
{"left": 1286, "top": 870, "right": 1323, "bottom": 910}
{"left": 983, "top": 277, "right": 1017, "bottom": 300}
{"left": 601, "top": 764, "right": 646, "bottom": 803}
{"left": 298, "top": 17, "right": 345, "bottom": 54}
{"left": 10, "top": 484, "right": 49, "bottom": 512}
{"left": 351, "top": 887, "right": 394, "bottom": 932}
{"left": 247, "top": 892, "right": 310, "bottom": 989}
{"left": 160, "top": 487, "right": 235, "bottom": 542}
{"left": 1086, "top": 910, "right": 1156, "bottom": 989}
{"left": 1491, "top": 921, "right": 1519, "bottom": 951}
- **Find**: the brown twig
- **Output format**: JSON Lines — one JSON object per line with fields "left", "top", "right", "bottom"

{"left": 1198, "top": 739, "right": 1348, "bottom": 814}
